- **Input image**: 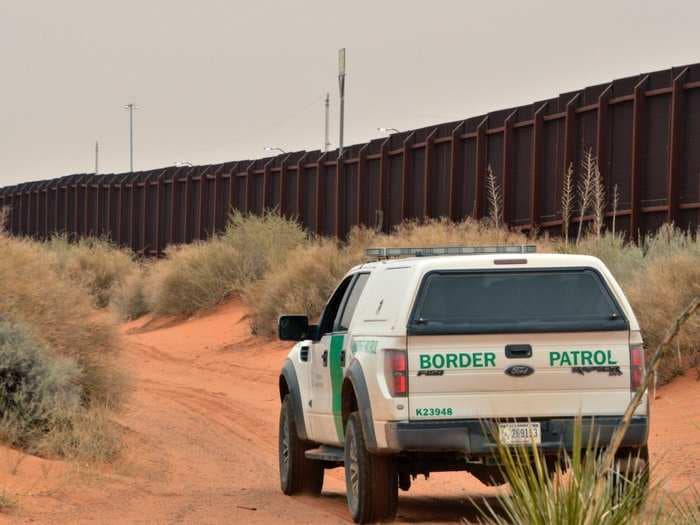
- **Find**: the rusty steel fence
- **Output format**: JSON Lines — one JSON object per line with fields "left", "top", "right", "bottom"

{"left": 2, "top": 63, "right": 700, "bottom": 254}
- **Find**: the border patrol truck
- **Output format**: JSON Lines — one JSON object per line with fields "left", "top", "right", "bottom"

{"left": 277, "top": 246, "right": 648, "bottom": 523}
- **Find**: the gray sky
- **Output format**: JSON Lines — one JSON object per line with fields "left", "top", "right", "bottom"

{"left": 1, "top": 0, "right": 698, "bottom": 185}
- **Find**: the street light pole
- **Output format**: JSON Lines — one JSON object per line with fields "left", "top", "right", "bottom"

{"left": 124, "top": 103, "right": 136, "bottom": 172}
{"left": 338, "top": 48, "right": 346, "bottom": 160}
{"left": 95, "top": 141, "right": 99, "bottom": 175}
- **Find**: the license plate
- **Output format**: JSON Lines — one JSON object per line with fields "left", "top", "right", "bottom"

{"left": 498, "top": 422, "right": 541, "bottom": 445}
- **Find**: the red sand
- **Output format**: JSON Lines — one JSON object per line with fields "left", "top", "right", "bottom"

{"left": 0, "top": 300, "right": 697, "bottom": 523}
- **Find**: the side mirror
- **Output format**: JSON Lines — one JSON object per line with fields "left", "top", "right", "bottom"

{"left": 278, "top": 315, "right": 317, "bottom": 341}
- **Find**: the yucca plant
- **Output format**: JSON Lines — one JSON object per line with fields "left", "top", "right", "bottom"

{"left": 476, "top": 421, "right": 649, "bottom": 525}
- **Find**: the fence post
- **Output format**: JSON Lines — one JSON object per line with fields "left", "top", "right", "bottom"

{"left": 295, "top": 153, "right": 308, "bottom": 220}
{"left": 449, "top": 120, "right": 466, "bottom": 221}
{"left": 335, "top": 150, "right": 343, "bottom": 238}
{"left": 357, "top": 144, "right": 369, "bottom": 228}
{"left": 530, "top": 103, "right": 547, "bottom": 230}
{"left": 474, "top": 116, "right": 488, "bottom": 219}
{"left": 316, "top": 152, "right": 328, "bottom": 236}
{"left": 279, "top": 154, "right": 291, "bottom": 217}
{"left": 401, "top": 132, "right": 416, "bottom": 221}
{"left": 502, "top": 110, "right": 517, "bottom": 225}
{"left": 667, "top": 68, "right": 688, "bottom": 226}
{"left": 379, "top": 137, "right": 390, "bottom": 232}
{"left": 423, "top": 127, "right": 438, "bottom": 219}
{"left": 630, "top": 75, "right": 650, "bottom": 240}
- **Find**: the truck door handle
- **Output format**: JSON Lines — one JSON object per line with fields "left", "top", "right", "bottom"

{"left": 322, "top": 350, "right": 328, "bottom": 367}
{"left": 340, "top": 351, "right": 346, "bottom": 367}
{"left": 505, "top": 344, "right": 532, "bottom": 358}
{"left": 300, "top": 346, "right": 309, "bottom": 362}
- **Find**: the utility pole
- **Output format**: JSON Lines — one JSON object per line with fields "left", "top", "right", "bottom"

{"left": 323, "top": 93, "right": 330, "bottom": 152}
{"left": 95, "top": 141, "right": 99, "bottom": 175}
{"left": 338, "top": 48, "right": 346, "bottom": 160}
{"left": 124, "top": 103, "right": 136, "bottom": 172}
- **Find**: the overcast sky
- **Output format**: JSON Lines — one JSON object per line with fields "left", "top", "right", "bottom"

{"left": 1, "top": 0, "right": 698, "bottom": 185}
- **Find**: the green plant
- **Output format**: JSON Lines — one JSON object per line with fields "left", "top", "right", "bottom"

{"left": 0, "top": 320, "right": 81, "bottom": 450}
{"left": 0, "top": 235, "right": 124, "bottom": 410}
{"left": 477, "top": 423, "right": 649, "bottom": 525}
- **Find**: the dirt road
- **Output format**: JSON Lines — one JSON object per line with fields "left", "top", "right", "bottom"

{"left": 2, "top": 301, "right": 699, "bottom": 523}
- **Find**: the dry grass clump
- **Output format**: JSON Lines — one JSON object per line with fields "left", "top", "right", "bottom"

{"left": 46, "top": 236, "right": 138, "bottom": 308}
{"left": 626, "top": 254, "right": 700, "bottom": 382}
{"left": 146, "top": 211, "right": 307, "bottom": 317}
{"left": 111, "top": 265, "right": 151, "bottom": 320}
{"left": 246, "top": 239, "right": 359, "bottom": 335}
{"left": 0, "top": 233, "right": 125, "bottom": 461}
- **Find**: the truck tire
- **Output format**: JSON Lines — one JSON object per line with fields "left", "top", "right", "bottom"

{"left": 344, "top": 412, "right": 398, "bottom": 523}
{"left": 279, "top": 395, "right": 324, "bottom": 496}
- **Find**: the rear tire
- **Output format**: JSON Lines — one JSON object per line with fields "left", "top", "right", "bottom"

{"left": 344, "top": 412, "right": 398, "bottom": 523}
{"left": 279, "top": 395, "right": 324, "bottom": 496}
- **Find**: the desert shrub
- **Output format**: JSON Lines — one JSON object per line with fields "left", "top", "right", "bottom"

{"left": 0, "top": 320, "right": 81, "bottom": 449}
{"left": 0, "top": 235, "right": 124, "bottom": 409}
{"left": 37, "top": 405, "right": 121, "bottom": 462}
{"left": 626, "top": 253, "right": 700, "bottom": 383}
{"left": 246, "top": 239, "right": 360, "bottom": 335}
{"left": 221, "top": 211, "right": 307, "bottom": 283}
{"left": 148, "top": 212, "right": 306, "bottom": 316}
{"left": 555, "top": 232, "right": 644, "bottom": 285}
{"left": 366, "top": 217, "right": 530, "bottom": 249}
{"left": 46, "top": 236, "right": 138, "bottom": 308}
{"left": 112, "top": 265, "right": 151, "bottom": 320}
{"left": 147, "top": 239, "right": 242, "bottom": 316}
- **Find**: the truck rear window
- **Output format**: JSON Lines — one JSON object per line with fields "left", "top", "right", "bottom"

{"left": 408, "top": 269, "right": 627, "bottom": 335}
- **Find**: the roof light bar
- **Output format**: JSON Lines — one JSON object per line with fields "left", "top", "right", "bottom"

{"left": 365, "top": 245, "right": 537, "bottom": 259}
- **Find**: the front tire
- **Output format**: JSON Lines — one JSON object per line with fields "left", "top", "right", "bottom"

{"left": 279, "top": 395, "right": 324, "bottom": 495}
{"left": 344, "top": 412, "right": 398, "bottom": 523}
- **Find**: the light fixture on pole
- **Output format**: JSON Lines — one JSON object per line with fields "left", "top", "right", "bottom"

{"left": 175, "top": 161, "right": 193, "bottom": 167}
{"left": 264, "top": 146, "right": 287, "bottom": 154}
{"left": 377, "top": 127, "right": 400, "bottom": 134}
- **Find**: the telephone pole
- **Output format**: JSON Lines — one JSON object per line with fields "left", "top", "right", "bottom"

{"left": 338, "top": 48, "right": 346, "bottom": 159}
{"left": 323, "top": 93, "right": 330, "bottom": 152}
{"left": 124, "top": 103, "right": 136, "bottom": 172}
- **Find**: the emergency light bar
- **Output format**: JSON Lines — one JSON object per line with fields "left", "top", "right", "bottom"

{"left": 365, "top": 245, "right": 537, "bottom": 260}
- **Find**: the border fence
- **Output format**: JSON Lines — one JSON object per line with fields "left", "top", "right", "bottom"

{"left": 1, "top": 63, "right": 699, "bottom": 254}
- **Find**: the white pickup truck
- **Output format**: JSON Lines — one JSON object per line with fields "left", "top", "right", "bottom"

{"left": 277, "top": 246, "right": 648, "bottom": 523}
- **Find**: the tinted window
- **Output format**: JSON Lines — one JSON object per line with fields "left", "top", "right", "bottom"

{"left": 319, "top": 276, "right": 354, "bottom": 336}
{"left": 410, "top": 269, "right": 626, "bottom": 334}
{"left": 336, "top": 274, "right": 370, "bottom": 331}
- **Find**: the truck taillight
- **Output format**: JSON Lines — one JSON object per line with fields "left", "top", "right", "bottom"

{"left": 385, "top": 349, "right": 408, "bottom": 397}
{"left": 630, "top": 343, "right": 645, "bottom": 392}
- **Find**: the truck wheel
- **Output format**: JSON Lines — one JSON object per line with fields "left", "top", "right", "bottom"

{"left": 279, "top": 395, "right": 324, "bottom": 496}
{"left": 344, "top": 412, "right": 398, "bottom": 523}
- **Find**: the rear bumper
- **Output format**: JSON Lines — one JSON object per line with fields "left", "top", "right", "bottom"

{"left": 384, "top": 416, "right": 648, "bottom": 455}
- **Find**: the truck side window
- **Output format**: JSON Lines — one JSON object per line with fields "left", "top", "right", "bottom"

{"left": 318, "top": 275, "right": 354, "bottom": 337}
{"left": 335, "top": 273, "right": 369, "bottom": 332}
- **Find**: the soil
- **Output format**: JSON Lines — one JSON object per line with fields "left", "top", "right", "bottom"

{"left": 0, "top": 300, "right": 698, "bottom": 523}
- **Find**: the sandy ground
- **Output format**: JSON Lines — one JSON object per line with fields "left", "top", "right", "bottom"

{"left": 0, "top": 300, "right": 698, "bottom": 524}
